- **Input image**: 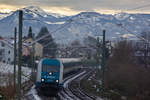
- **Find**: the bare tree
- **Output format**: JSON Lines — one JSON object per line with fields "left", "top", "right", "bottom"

{"left": 105, "top": 40, "right": 150, "bottom": 100}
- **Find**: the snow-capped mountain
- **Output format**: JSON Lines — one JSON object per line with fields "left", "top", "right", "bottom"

{"left": 0, "top": 6, "right": 150, "bottom": 44}
{"left": 0, "top": 13, "right": 10, "bottom": 20}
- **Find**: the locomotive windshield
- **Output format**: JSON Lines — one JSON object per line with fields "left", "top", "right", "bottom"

{"left": 42, "top": 65, "right": 60, "bottom": 72}
{"left": 41, "top": 59, "right": 61, "bottom": 72}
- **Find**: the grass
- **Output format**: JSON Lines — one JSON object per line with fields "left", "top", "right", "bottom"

{"left": 0, "top": 72, "right": 33, "bottom": 100}
{"left": 0, "top": 85, "right": 17, "bottom": 100}
{"left": 0, "top": 73, "right": 17, "bottom": 100}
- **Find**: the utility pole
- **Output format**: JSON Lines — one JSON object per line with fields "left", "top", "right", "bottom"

{"left": 18, "top": 10, "right": 23, "bottom": 100}
{"left": 31, "top": 44, "right": 35, "bottom": 81}
{"left": 14, "top": 27, "right": 17, "bottom": 88}
{"left": 96, "top": 37, "right": 101, "bottom": 68}
{"left": 101, "top": 30, "right": 106, "bottom": 95}
{"left": 144, "top": 42, "right": 148, "bottom": 68}
{"left": 33, "top": 46, "right": 35, "bottom": 74}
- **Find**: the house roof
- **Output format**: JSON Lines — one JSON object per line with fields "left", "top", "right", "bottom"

{"left": 0, "top": 39, "right": 14, "bottom": 48}
{"left": 0, "top": 37, "right": 43, "bottom": 51}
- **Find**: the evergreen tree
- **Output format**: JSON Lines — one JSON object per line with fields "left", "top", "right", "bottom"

{"left": 36, "top": 26, "right": 57, "bottom": 58}
{"left": 28, "top": 26, "right": 33, "bottom": 38}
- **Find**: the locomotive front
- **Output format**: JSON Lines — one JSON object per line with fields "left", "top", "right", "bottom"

{"left": 36, "top": 58, "right": 63, "bottom": 90}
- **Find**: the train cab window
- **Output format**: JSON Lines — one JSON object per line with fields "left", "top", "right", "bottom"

{"left": 42, "top": 65, "right": 60, "bottom": 72}
{"left": 8, "top": 50, "right": 10, "bottom": 54}
{"left": 1, "top": 42, "right": 5, "bottom": 47}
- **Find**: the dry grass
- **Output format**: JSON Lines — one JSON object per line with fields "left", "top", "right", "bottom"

{"left": 0, "top": 73, "right": 17, "bottom": 100}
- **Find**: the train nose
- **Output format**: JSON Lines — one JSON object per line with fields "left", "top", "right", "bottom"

{"left": 41, "top": 72, "right": 59, "bottom": 83}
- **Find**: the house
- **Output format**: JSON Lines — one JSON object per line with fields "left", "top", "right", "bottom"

{"left": 24, "top": 38, "right": 43, "bottom": 58}
{"left": 0, "top": 37, "right": 33, "bottom": 64}
{"left": 0, "top": 38, "right": 14, "bottom": 63}
{"left": 22, "top": 45, "right": 30, "bottom": 56}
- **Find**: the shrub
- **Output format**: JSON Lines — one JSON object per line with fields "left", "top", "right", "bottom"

{"left": 105, "top": 41, "right": 150, "bottom": 99}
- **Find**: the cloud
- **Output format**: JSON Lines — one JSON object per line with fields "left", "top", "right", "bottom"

{"left": 0, "top": 0, "right": 150, "bottom": 14}
{"left": 43, "top": 7, "right": 82, "bottom": 15}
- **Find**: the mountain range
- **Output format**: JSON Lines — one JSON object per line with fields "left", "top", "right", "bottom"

{"left": 0, "top": 6, "right": 150, "bottom": 44}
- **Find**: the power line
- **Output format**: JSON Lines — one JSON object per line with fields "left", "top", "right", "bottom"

{"left": 28, "top": 19, "right": 73, "bottom": 46}
{"left": 116, "top": 23, "right": 150, "bottom": 43}
{"left": 23, "top": 18, "right": 42, "bottom": 22}
{"left": 23, "top": 9, "right": 150, "bottom": 48}
{"left": 42, "top": 36, "right": 70, "bottom": 48}
{"left": 44, "top": 46, "right": 96, "bottom": 50}
{"left": 23, "top": 16, "right": 74, "bottom": 46}
{"left": 43, "top": 42, "right": 55, "bottom": 48}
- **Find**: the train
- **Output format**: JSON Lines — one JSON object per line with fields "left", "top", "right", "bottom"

{"left": 35, "top": 58, "right": 81, "bottom": 94}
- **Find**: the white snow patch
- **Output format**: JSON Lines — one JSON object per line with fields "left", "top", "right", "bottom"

{"left": 121, "top": 34, "right": 135, "bottom": 38}
{"left": 121, "top": 96, "right": 127, "bottom": 100}
{"left": 96, "top": 97, "right": 104, "bottom": 100}
{"left": 64, "top": 71, "right": 86, "bottom": 88}
{"left": 88, "top": 78, "right": 91, "bottom": 81}
{"left": 22, "top": 6, "right": 48, "bottom": 17}
{"left": 45, "top": 21, "right": 52, "bottom": 24}
{"left": 93, "top": 85, "right": 96, "bottom": 88}
{"left": 130, "top": 16, "right": 135, "bottom": 20}
{"left": 27, "top": 85, "right": 41, "bottom": 100}
{"left": 115, "top": 32, "right": 121, "bottom": 35}
{"left": 43, "top": 15, "right": 47, "bottom": 17}
{"left": 58, "top": 58, "right": 81, "bottom": 63}
{"left": 112, "top": 37, "right": 117, "bottom": 39}
{"left": 45, "top": 21, "right": 65, "bottom": 24}
{"left": 0, "top": 62, "right": 31, "bottom": 86}
{"left": 115, "top": 13, "right": 130, "bottom": 20}
{"left": 32, "top": 13, "right": 38, "bottom": 18}
{"left": 0, "top": 14, "right": 8, "bottom": 20}
{"left": 47, "top": 12, "right": 66, "bottom": 18}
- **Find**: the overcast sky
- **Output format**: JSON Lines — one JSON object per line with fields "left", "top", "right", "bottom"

{"left": 0, "top": 0, "right": 150, "bottom": 15}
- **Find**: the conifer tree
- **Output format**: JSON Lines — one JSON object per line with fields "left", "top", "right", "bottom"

{"left": 36, "top": 26, "right": 57, "bottom": 58}
{"left": 28, "top": 26, "right": 33, "bottom": 38}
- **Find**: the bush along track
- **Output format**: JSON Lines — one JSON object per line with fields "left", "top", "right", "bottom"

{"left": 80, "top": 69, "right": 125, "bottom": 100}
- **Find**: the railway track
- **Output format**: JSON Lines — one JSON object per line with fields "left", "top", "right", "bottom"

{"left": 58, "top": 71, "right": 86, "bottom": 100}
{"left": 69, "top": 70, "right": 96, "bottom": 100}
{"left": 58, "top": 69, "right": 96, "bottom": 100}
{"left": 37, "top": 70, "right": 85, "bottom": 100}
{"left": 25, "top": 68, "right": 96, "bottom": 100}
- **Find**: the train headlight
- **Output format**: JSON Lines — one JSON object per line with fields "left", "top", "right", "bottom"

{"left": 56, "top": 80, "right": 59, "bottom": 83}
{"left": 41, "top": 78, "right": 45, "bottom": 82}
{"left": 49, "top": 72, "right": 52, "bottom": 75}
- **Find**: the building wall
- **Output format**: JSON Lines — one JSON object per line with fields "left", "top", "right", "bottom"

{"left": 0, "top": 42, "right": 5, "bottom": 61}
{"left": 0, "top": 40, "right": 14, "bottom": 63}
{"left": 4, "top": 45, "right": 14, "bottom": 63}
{"left": 24, "top": 38, "right": 43, "bottom": 58}
{"left": 35, "top": 43, "right": 43, "bottom": 58}
{"left": 23, "top": 46, "right": 30, "bottom": 56}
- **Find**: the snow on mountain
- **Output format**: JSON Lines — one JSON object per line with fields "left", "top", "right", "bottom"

{"left": 21, "top": 6, "right": 48, "bottom": 17}
{"left": 0, "top": 13, "right": 10, "bottom": 20}
{"left": 47, "top": 12, "right": 66, "bottom": 18}
{"left": 114, "top": 13, "right": 130, "bottom": 20}
{"left": 21, "top": 6, "right": 66, "bottom": 18}
{"left": 121, "top": 33, "right": 135, "bottom": 38}
{"left": 45, "top": 21, "right": 65, "bottom": 24}
{"left": 0, "top": 6, "right": 150, "bottom": 44}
